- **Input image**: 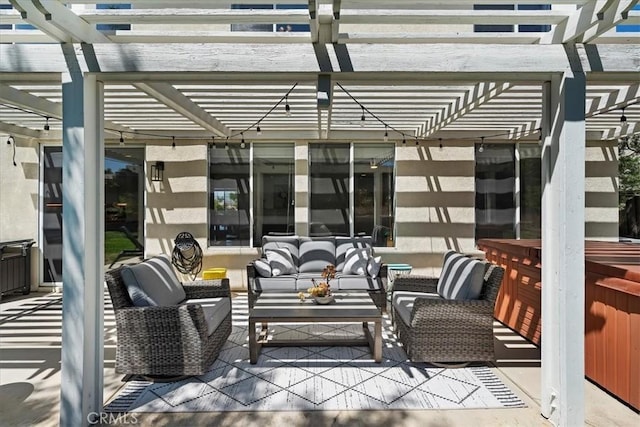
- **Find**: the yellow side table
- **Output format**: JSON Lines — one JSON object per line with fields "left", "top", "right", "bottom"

{"left": 202, "top": 268, "right": 227, "bottom": 280}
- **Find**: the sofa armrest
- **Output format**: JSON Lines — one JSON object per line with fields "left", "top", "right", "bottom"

{"left": 183, "top": 278, "right": 230, "bottom": 299}
{"left": 115, "top": 304, "right": 209, "bottom": 342}
{"left": 393, "top": 276, "right": 438, "bottom": 294}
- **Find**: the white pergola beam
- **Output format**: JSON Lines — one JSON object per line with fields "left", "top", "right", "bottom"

{"left": 30, "top": 0, "right": 111, "bottom": 43}
{"left": 134, "top": 82, "right": 230, "bottom": 137}
{"left": 540, "top": 0, "right": 638, "bottom": 44}
{"left": 77, "top": 8, "right": 309, "bottom": 25}
{"left": 59, "top": 66, "right": 105, "bottom": 427}
{"left": 9, "top": 0, "right": 72, "bottom": 42}
{"left": 541, "top": 66, "right": 586, "bottom": 427}
{"left": 339, "top": 9, "right": 571, "bottom": 25}
{"left": 0, "top": 121, "right": 44, "bottom": 138}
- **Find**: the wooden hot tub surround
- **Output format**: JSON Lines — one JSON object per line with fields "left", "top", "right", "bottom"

{"left": 477, "top": 239, "right": 640, "bottom": 411}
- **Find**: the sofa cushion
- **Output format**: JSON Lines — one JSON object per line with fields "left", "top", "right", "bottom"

{"left": 342, "top": 247, "right": 371, "bottom": 275}
{"left": 266, "top": 247, "right": 297, "bottom": 276}
{"left": 253, "top": 258, "right": 272, "bottom": 277}
{"left": 182, "top": 297, "right": 230, "bottom": 336}
{"left": 253, "top": 275, "right": 297, "bottom": 292}
{"left": 392, "top": 291, "right": 441, "bottom": 326}
{"left": 296, "top": 273, "right": 327, "bottom": 291}
{"left": 367, "top": 256, "right": 382, "bottom": 279}
{"left": 262, "top": 235, "right": 300, "bottom": 266}
{"left": 298, "top": 239, "right": 336, "bottom": 273}
{"left": 437, "top": 251, "right": 485, "bottom": 300}
{"left": 121, "top": 254, "right": 186, "bottom": 306}
{"left": 337, "top": 275, "right": 379, "bottom": 290}
{"left": 335, "top": 236, "right": 372, "bottom": 271}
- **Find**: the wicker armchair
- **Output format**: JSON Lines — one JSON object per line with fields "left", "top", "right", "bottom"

{"left": 105, "top": 266, "right": 232, "bottom": 377}
{"left": 392, "top": 262, "right": 505, "bottom": 364}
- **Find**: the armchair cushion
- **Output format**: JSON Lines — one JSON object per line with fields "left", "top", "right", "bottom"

{"left": 437, "top": 251, "right": 485, "bottom": 300}
{"left": 120, "top": 254, "right": 186, "bottom": 306}
{"left": 266, "top": 247, "right": 297, "bottom": 276}
{"left": 392, "top": 291, "right": 441, "bottom": 326}
{"left": 183, "top": 297, "right": 231, "bottom": 336}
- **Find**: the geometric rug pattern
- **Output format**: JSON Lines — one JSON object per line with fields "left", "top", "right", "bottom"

{"left": 105, "top": 295, "right": 525, "bottom": 412}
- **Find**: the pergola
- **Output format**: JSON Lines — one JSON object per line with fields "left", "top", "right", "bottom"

{"left": 0, "top": 1, "right": 638, "bottom": 426}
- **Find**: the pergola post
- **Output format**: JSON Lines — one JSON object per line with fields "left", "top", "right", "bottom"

{"left": 540, "top": 65, "right": 586, "bottom": 426}
{"left": 59, "top": 66, "right": 105, "bottom": 426}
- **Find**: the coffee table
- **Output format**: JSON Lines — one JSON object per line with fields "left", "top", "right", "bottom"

{"left": 248, "top": 292, "right": 382, "bottom": 364}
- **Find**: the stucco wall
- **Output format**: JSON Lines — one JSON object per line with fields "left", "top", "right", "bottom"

{"left": 0, "top": 137, "right": 621, "bottom": 290}
{"left": 585, "top": 140, "right": 619, "bottom": 241}
{"left": 0, "top": 135, "right": 41, "bottom": 290}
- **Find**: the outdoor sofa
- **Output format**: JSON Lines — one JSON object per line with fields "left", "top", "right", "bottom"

{"left": 105, "top": 254, "right": 231, "bottom": 377}
{"left": 247, "top": 235, "right": 388, "bottom": 311}
{"left": 391, "top": 250, "right": 505, "bottom": 363}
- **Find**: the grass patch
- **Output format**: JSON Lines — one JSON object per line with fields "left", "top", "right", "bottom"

{"left": 105, "top": 230, "right": 138, "bottom": 265}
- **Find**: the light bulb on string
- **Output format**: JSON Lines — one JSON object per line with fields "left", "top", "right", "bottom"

{"left": 620, "top": 107, "right": 627, "bottom": 123}
{"left": 360, "top": 106, "right": 365, "bottom": 127}
{"left": 225, "top": 138, "right": 229, "bottom": 150}
{"left": 478, "top": 137, "right": 485, "bottom": 153}
{"left": 383, "top": 126, "right": 388, "bottom": 142}
{"left": 256, "top": 125, "right": 262, "bottom": 136}
{"left": 285, "top": 96, "right": 291, "bottom": 117}
{"left": 172, "top": 136, "right": 176, "bottom": 148}
{"left": 439, "top": 138, "right": 443, "bottom": 150}
{"left": 119, "top": 131, "right": 124, "bottom": 146}
{"left": 43, "top": 117, "right": 50, "bottom": 136}
{"left": 240, "top": 133, "right": 246, "bottom": 149}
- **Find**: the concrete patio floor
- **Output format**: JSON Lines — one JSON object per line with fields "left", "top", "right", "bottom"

{"left": 0, "top": 290, "right": 637, "bottom": 427}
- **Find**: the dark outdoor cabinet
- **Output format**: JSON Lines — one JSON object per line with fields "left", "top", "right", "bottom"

{"left": 0, "top": 239, "right": 35, "bottom": 301}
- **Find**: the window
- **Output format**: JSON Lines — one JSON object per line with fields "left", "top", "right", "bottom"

{"left": 475, "top": 144, "right": 516, "bottom": 239}
{"left": 252, "top": 144, "right": 295, "bottom": 245}
{"left": 520, "top": 145, "right": 542, "bottom": 238}
{"left": 209, "top": 144, "right": 250, "bottom": 246}
{"left": 43, "top": 147, "right": 63, "bottom": 283}
{"left": 475, "top": 144, "right": 542, "bottom": 240}
{"left": 97, "top": 3, "right": 131, "bottom": 32}
{"left": 309, "top": 144, "right": 351, "bottom": 236}
{"left": 617, "top": 5, "right": 640, "bottom": 32}
{"left": 309, "top": 143, "right": 396, "bottom": 245}
{"left": 231, "top": 4, "right": 310, "bottom": 32}
{"left": 473, "top": 4, "right": 551, "bottom": 33}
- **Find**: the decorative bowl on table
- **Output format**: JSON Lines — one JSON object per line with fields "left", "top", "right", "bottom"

{"left": 313, "top": 295, "right": 335, "bottom": 305}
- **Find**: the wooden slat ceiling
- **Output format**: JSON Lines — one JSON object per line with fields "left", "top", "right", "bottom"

{"left": 0, "top": 1, "right": 637, "bottom": 142}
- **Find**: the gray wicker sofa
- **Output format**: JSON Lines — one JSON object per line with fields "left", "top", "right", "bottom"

{"left": 391, "top": 250, "right": 505, "bottom": 364}
{"left": 247, "top": 235, "right": 388, "bottom": 311}
{"left": 105, "top": 254, "right": 231, "bottom": 377}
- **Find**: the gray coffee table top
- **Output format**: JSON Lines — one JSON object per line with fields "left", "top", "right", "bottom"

{"left": 250, "top": 292, "right": 380, "bottom": 320}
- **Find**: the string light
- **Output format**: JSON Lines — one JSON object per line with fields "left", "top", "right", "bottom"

{"left": 172, "top": 136, "right": 176, "bottom": 148}
{"left": 256, "top": 125, "right": 262, "bottom": 136}
{"left": 479, "top": 136, "right": 485, "bottom": 153}
{"left": 43, "top": 117, "right": 50, "bottom": 135}
{"left": 240, "top": 133, "right": 246, "bottom": 148}
{"left": 6, "top": 135, "right": 17, "bottom": 166}
{"left": 119, "top": 131, "right": 124, "bottom": 146}
{"left": 383, "top": 125, "right": 388, "bottom": 142}
{"left": 439, "top": 138, "right": 443, "bottom": 150}
{"left": 225, "top": 138, "right": 229, "bottom": 150}
{"left": 360, "top": 106, "right": 365, "bottom": 127}
{"left": 415, "top": 137, "right": 419, "bottom": 146}
{"left": 620, "top": 107, "right": 627, "bottom": 123}
{"left": 402, "top": 137, "right": 406, "bottom": 145}
{"left": 285, "top": 95, "right": 291, "bottom": 117}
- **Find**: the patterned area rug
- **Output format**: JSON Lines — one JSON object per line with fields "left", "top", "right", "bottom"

{"left": 105, "top": 295, "right": 525, "bottom": 412}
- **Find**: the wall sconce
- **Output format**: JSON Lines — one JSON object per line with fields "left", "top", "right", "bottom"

{"left": 151, "top": 161, "right": 164, "bottom": 181}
